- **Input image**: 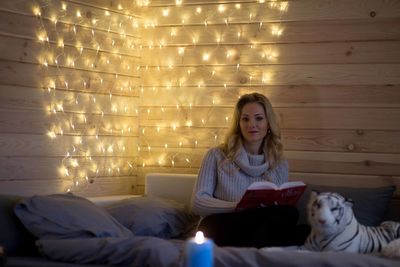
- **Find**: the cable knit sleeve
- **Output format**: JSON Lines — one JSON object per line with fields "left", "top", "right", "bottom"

{"left": 190, "top": 148, "right": 237, "bottom": 217}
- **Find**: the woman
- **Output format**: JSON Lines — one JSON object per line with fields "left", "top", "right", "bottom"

{"left": 190, "top": 92, "right": 309, "bottom": 248}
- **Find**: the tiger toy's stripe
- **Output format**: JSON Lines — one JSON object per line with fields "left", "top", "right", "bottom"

{"left": 304, "top": 191, "right": 400, "bottom": 254}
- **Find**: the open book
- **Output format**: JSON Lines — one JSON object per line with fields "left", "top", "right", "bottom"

{"left": 235, "top": 181, "right": 307, "bottom": 211}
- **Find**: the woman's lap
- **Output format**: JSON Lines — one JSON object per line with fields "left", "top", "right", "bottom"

{"left": 197, "top": 205, "right": 310, "bottom": 248}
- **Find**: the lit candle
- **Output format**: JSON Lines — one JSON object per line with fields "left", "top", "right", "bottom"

{"left": 186, "top": 231, "right": 213, "bottom": 267}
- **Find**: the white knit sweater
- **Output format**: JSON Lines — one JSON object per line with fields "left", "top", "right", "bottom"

{"left": 191, "top": 146, "right": 289, "bottom": 217}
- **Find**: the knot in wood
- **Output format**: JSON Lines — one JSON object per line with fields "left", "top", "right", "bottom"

{"left": 347, "top": 144, "right": 355, "bottom": 151}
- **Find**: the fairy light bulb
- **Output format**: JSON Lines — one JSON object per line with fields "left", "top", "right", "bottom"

{"left": 271, "top": 25, "right": 283, "bottom": 36}
{"left": 33, "top": 6, "right": 41, "bottom": 16}
{"left": 47, "top": 131, "right": 56, "bottom": 139}
{"left": 162, "top": 8, "right": 170, "bottom": 16}
{"left": 202, "top": 53, "right": 210, "bottom": 61}
{"left": 50, "top": 15, "right": 57, "bottom": 25}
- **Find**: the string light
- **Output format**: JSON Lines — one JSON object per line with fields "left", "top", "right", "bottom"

{"left": 32, "top": 0, "right": 144, "bottom": 192}
{"left": 32, "top": 0, "right": 289, "bottom": 191}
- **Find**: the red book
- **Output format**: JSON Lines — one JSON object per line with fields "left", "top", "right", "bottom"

{"left": 235, "top": 181, "right": 307, "bottom": 211}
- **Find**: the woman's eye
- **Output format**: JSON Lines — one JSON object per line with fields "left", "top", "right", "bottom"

{"left": 256, "top": 117, "right": 264, "bottom": 121}
{"left": 241, "top": 117, "right": 249, "bottom": 122}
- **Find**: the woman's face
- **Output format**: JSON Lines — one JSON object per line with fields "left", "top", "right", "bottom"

{"left": 239, "top": 102, "right": 269, "bottom": 149}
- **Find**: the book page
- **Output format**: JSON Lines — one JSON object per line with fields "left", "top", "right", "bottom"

{"left": 247, "top": 181, "right": 305, "bottom": 190}
{"left": 247, "top": 181, "right": 278, "bottom": 190}
{"left": 279, "top": 181, "right": 306, "bottom": 190}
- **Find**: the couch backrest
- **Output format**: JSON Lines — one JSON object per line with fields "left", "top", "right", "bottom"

{"left": 384, "top": 198, "right": 400, "bottom": 221}
{"left": 144, "top": 172, "right": 399, "bottom": 222}
{"left": 145, "top": 173, "right": 197, "bottom": 210}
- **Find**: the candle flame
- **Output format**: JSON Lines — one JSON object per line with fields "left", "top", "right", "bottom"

{"left": 195, "top": 231, "right": 205, "bottom": 244}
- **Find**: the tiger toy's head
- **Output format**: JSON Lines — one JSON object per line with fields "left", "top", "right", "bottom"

{"left": 308, "top": 191, "right": 355, "bottom": 236}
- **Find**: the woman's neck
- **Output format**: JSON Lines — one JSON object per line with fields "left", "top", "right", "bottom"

{"left": 242, "top": 141, "right": 262, "bottom": 155}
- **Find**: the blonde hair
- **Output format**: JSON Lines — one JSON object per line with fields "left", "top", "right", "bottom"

{"left": 220, "top": 92, "right": 284, "bottom": 169}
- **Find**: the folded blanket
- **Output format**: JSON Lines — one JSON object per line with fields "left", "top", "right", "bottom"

{"left": 37, "top": 237, "right": 184, "bottom": 267}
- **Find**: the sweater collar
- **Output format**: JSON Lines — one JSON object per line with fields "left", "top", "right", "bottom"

{"left": 233, "top": 143, "right": 268, "bottom": 177}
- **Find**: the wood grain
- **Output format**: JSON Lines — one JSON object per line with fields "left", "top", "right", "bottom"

{"left": 0, "top": 175, "right": 137, "bottom": 197}
{"left": 138, "top": 106, "right": 400, "bottom": 130}
{"left": 140, "top": 64, "right": 400, "bottom": 86}
{"left": 139, "top": 85, "right": 400, "bottom": 108}
{"left": 0, "top": 133, "right": 138, "bottom": 157}
{"left": 0, "top": 35, "right": 140, "bottom": 77}
{"left": 0, "top": 0, "right": 399, "bottom": 198}
{"left": 0, "top": 60, "right": 139, "bottom": 95}
{"left": 0, "top": 109, "right": 138, "bottom": 135}
{"left": 147, "top": 0, "right": 400, "bottom": 23}
{"left": 137, "top": 126, "right": 400, "bottom": 153}
{"left": 0, "top": 156, "right": 137, "bottom": 180}
{"left": 141, "top": 41, "right": 400, "bottom": 65}
{"left": 142, "top": 19, "right": 400, "bottom": 45}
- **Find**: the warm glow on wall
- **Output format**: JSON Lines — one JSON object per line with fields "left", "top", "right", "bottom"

{"left": 33, "top": 1, "right": 140, "bottom": 192}
{"left": 137, "top": 0, "right": 289, "bottom": 169}
{"left": 31, "top": 0, "right": 289, "bottom": 188}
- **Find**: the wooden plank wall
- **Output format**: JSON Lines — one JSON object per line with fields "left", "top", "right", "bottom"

{"left": 138, "top": 0, "right": 400, "bottom": 196}
{"left": 0, "top": 0, "right": 399, "bottom": 198}
{"left": 0, "top": 0, "right": 141, "bottom": 196}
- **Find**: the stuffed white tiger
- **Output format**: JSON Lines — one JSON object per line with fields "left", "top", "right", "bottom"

{"left": 304, "top": 191, "right": 400, "bottom": 258}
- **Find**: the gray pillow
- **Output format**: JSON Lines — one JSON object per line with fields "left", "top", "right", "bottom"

{"left": 105, "top": 196, "right": 199, "bottom": 239}
{"left": 296, "top": 185, "right": 396, "bottom": 226}
{"left": 0, "top": 195, "right": 38, "bottom": 256}
{"left": 14, "top": 193, "right": 132, "bottom": 239}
